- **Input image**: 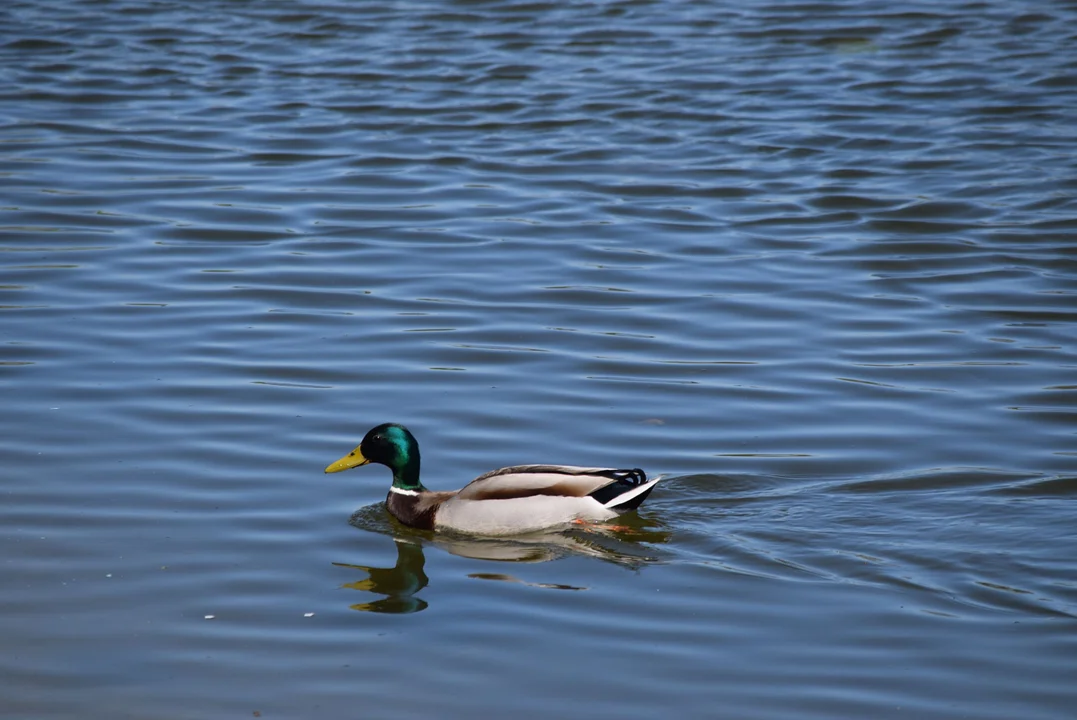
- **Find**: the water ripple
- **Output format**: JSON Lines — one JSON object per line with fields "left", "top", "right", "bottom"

{"left": 3, "top": 0, "right": 1077, "bottom": 718}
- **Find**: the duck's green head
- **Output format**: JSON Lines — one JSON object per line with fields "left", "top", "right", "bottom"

{"left": 325, "top": 423, "right": 423, "bottom": 490}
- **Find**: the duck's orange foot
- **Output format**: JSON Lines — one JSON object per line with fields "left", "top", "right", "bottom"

{"left": 572, "top": 519, "right": 635, "bottom": 533}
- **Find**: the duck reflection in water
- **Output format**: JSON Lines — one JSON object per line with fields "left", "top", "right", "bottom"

{"left": 335, "top": 539, "right": 430, "bottom": 614}
{"left": 335, "top": 503, "right": 670, "bottom": 614}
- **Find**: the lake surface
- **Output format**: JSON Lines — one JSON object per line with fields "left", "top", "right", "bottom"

{"left": 3, "top": 0, "right": 1076, "bottom": 717}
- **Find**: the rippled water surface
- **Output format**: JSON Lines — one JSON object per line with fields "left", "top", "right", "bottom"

{"left": 3, "top": 1, "right": 1076, "bottom": 717}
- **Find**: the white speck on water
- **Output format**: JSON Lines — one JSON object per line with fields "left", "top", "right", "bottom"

{"left": 304, "top": 612, "right": 315, "bottom": 617}
{"left": 204, "top": 614, "right": 215, "bottom": 620}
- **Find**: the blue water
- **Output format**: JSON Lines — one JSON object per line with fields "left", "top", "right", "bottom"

{"left": 3, "top": 1, "right": 1076, "bottom": 718}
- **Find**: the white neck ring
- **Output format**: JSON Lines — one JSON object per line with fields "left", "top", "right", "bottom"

{"left": 389, "top": 486, "right": 420, "bottom": 497}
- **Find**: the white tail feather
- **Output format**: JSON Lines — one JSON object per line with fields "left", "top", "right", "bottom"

{"left": 602, "top": 475, "right": 663, "bottom": 509}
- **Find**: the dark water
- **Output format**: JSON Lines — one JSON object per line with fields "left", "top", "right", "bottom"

{"left": 3, "top": 1, "right": 1076, "bottom": 717}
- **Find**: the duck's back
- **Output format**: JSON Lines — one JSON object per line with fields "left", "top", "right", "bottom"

{"left": 434, "top": 465, "right": 657, "bottom": 536}
{"left": 456, "top": 465, "right": 629, "bottom": 500}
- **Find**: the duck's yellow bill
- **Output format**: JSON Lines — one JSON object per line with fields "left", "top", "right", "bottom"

{"left": 325, "top": 448, "right": 369, "bottom": 473}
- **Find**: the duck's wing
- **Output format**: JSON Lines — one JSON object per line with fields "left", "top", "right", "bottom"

{"left": 456, "top": 465, "right": 653, "bottom": 506}
{"left": 438, "top": 465, "right": 662, "bottom": 535}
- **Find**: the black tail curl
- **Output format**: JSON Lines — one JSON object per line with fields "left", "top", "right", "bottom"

{"left": 587, "top": 468, "right": 650, "bottom": 506}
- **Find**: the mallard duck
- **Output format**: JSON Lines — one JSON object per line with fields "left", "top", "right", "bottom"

{"left": 324, "top": 423, "right": 662, "bottom": 536}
